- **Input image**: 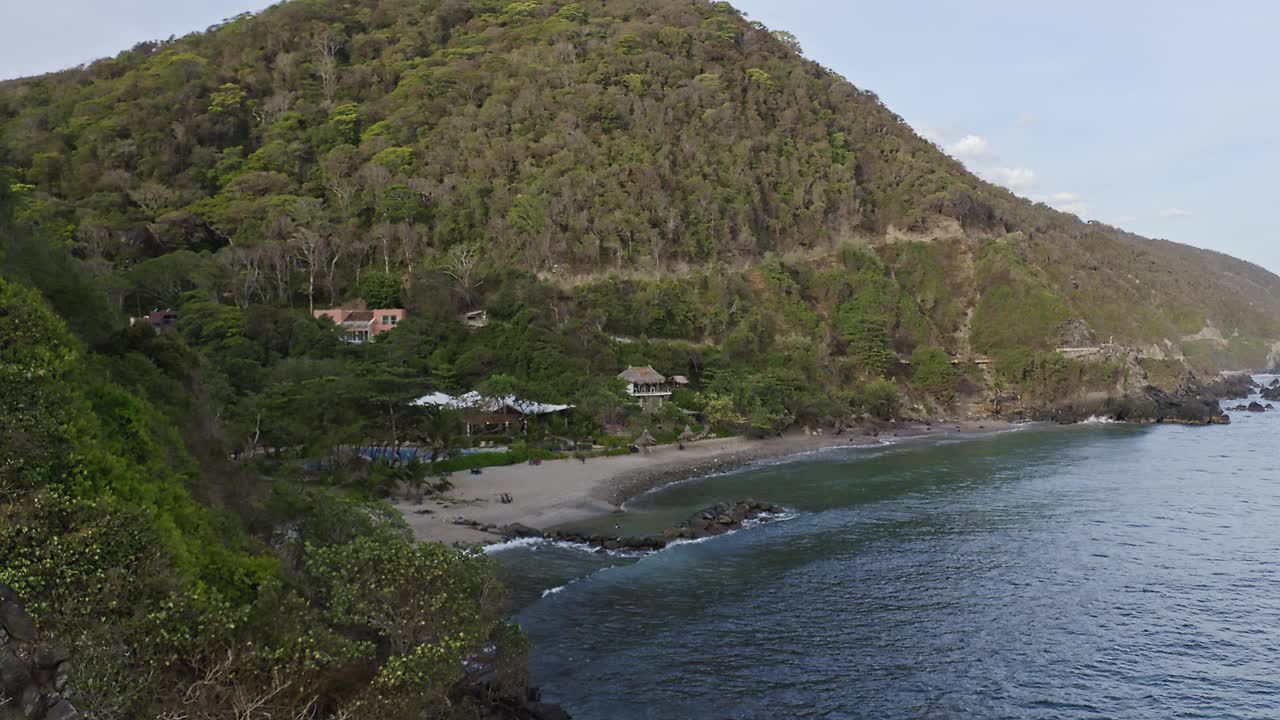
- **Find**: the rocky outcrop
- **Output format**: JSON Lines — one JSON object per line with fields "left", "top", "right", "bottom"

{"left": 1036, "top": 377, "right": 1229, "bottom": 426}
{"left": 1261, "top": 384, "right": 1280, "bottom": 402}
{"left": 1203, "top": 373, "right": 1257, "bottom": 400}
{"left": 0, "top": 583, "right": 79, "bottom": 720}
{"left": 1229, "top": 402, "right": 1269, "bottom": 413}
{"left": 502, "top": 500, "right": 787, "bottom": 553}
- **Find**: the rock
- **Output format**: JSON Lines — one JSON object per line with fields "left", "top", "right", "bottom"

{"left": 1204, "top": 373, "right": 1256, "bottom": 400}
{"left": 0, "top": 581, "right": 82, "bottom": 719}
{"left": 46, "top": 698, "right": 80, "bottom": 720}
{"left": 0, "top": 599, "right": 38, "bottom": 642}
{"left": 33, "top": 644, "right": 70, "bottom": 669}
{"left": 714, "top": 514, "right": 732, "bottom": 525}
{"left": 1042, "top": 376, "right": 1229, "bottom": 426}
{"left": 1247, "top": 402, "right": 1267, "bottom": 412}
{"left": 502, "top": 523, "right": 543, "bottom": 538}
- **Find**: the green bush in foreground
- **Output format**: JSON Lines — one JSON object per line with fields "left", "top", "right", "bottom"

{"left": 0, "top": 274, "right": 521, "bottom": 718}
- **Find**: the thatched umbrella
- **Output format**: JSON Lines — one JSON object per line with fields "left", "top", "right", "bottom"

{"left": 635, "top": 428, "right": 657, "bottom": 453}
{"left": 678, "top": 425, "right": 697, "bottom": 443}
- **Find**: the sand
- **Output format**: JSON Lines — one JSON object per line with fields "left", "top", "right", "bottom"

{"left": 395, "top": 420, "right": 1012, "bottom": 545}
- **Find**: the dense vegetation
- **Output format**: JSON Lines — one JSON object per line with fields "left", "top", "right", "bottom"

{"left": 3, "top": 0, "right": 1279, "bottom": 371}
{"left": 4, "top": 0, "right": 1280, "bottom": 716}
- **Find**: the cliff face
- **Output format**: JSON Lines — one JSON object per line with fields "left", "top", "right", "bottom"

{"left": 0, "top": 583, "right": 79, "bottom": 720}
{"left": 1, "top": 0, "right": 1278, "bottom": 368}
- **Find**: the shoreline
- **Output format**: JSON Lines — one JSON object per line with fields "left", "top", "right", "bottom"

{"left": 395, "top": 419, "right": 1014, "bottom": 546}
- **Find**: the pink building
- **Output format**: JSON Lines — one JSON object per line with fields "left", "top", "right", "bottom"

{"left": 314, "top": 307, "right": 407, "bottom": 343}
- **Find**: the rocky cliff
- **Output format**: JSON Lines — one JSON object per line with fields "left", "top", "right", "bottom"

{"left": 0, "top": 584, "right": 79, "bottom": 720}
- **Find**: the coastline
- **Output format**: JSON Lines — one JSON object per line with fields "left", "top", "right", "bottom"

{"left": 395, "top": 419, "right": 1013, "bottom": 546}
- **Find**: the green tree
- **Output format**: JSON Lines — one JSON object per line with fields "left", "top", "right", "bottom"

{"left": 307, "top": 538, "right": 512, "bottom": 715}
{"left": 911, "top": 345, "right": 957, "bottom": 395}
{"left": 360, "top": 272, "right": 402, "bottom": 308}
{"left": 854, "top": 378, "right": 900, "bottom": 419}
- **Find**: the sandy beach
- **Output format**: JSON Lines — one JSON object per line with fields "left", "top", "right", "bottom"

{"left": 396, "top": 420, "right": 1012, "bottom": 545}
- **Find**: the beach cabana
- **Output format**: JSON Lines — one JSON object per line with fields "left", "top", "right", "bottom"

{"left": 414, "top": 391, "right": 573, "bottom": 436}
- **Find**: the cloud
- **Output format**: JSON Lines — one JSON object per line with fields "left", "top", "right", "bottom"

{"left": 914, "top": 124, "right": 943, "bottom": 144}
{"left": 925, "top": 124, "right": 1089, "bottom": 218}
{"left": 1159, "top": 207, "right": 1192, "bottom": 218}
{"left": 980, "top": 166, "right": 1038, "bottom": 191}
{"left": 1014, "top": 112, "right": 1036, "bottom": 129}
{"left": 947, "top": 134, "right": 995, "bottom": 159}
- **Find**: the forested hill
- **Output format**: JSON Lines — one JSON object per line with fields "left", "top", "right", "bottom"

{"left": 1, "top": 3, "right": 1276, "bottom": 714}
{"left": 3, "top": 0, "right": 1280, "bottom": 368}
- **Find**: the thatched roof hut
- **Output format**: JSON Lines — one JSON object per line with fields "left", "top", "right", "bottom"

{"left": 618, "top": 366, "right": 666, "bottom": 385}
{"left": 678, "top": 425, "right": 697, "bottom": 442}
{"left": 635, "top": 428, "right": 657, "bottom": 447}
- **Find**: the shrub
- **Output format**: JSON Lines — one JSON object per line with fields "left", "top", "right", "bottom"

{"left": 853, "top": 378, "right": 900, "bottom": 419}
{"left": 912, "top": 345, "right": 957, "bottom": 395}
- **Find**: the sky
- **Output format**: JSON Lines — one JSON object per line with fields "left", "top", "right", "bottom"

{"left": 3, "top": 1, "right": 1278, "bottom": 273}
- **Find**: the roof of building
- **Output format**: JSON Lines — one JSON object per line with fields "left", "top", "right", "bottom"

{"left": 618, "top": 366, "right": 666, "bottom": 385}
{"left": 671, "top": 375, "right": 690, "bottom": 385}
{"left": 413, "top": 391, "right": 572, "bottom": 416}
{"left": 342, "top": 310, "right": 375, "bottom": 323}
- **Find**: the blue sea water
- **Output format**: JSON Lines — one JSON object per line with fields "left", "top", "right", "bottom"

{"left": 495, "top": 379, "right": 1280, "bottom": 719}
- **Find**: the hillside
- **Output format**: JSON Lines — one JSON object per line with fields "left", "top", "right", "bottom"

{"left": 4, "top": 1, "right": 1278, "bottom": 716}
{"left": 3, "top": 0, "right": 1279, "bottom": 371}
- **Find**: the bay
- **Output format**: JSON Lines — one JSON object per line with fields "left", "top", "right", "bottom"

{"left": 497, "top": 379, "right": 1280, "bottom": 719}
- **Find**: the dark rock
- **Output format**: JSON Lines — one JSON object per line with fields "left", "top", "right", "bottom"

{"left": 1040, "top": 376, "right": 1228, "bottom": 426}
{"left": 1247, "top": 402, "right": 1267, "bottom": 412}
{"left": 1204, "top": 373, "right": 1256, "bottom": 400}
{"left": 46, "top": 699, "right": 80, "bottom": 720}
{"left": 0, "top": 600, "right": 38, "bottom": 642}
{"left": 0, "top": 582, "right": 81, "bottom": 719}
{"left": 502, "top": 523, "right": 543, "bottom": 538}
{"left": 0, "top": 648, "right": 34, "bottom": 696}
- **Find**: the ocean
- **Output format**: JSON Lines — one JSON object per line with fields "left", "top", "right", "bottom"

{"left": 494, "top": 379, "right": 1280, "bottom": 719}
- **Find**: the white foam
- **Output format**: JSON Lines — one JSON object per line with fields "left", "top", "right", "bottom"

{"left": 541, "top": 584, "right": 568, "bottom": 597}
{"left": 665, "top": 510, "right": 799, "bottom": 547}
{"left": 482, "top": 536, "right": 545, "bottom": 554}
{"left": 665, "top": 535, "right": 717, "bottom": 548}
{"left": 1080, "top": 415, "right": 1118, "bottom": 425}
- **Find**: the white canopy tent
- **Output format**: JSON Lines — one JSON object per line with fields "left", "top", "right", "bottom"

{"left": 413, "top": 391, "right": 573, "bottom": 436}
{"left": 413, "top": 390, "right": 572, "bottom": 416}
